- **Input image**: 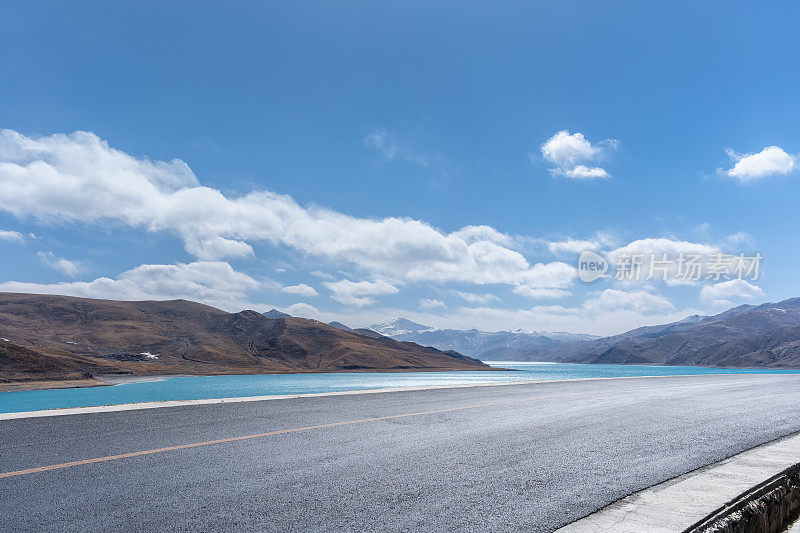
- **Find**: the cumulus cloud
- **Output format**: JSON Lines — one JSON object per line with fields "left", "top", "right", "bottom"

{"left": 583, "top": 289, "right": 674, "bottom": 313}
{"left": 0, "top": 229, "right": 25, "bottom": 243}
{"left": 548, "top": 239, "right": 601, "bottom": 255}
{"left": 607, "top": 238, "right": 721, "bottom": 285}
{"left": 0, "top": 261, "right": 260, "bottom": 310}
{"left": 450, "top": 225, "right": 513, "bottom": 247}
{"left": 285, "top": 302, "right": 320, "bottom": 318}
{"left": 608, "top": 237, "right": 720, "bottom": 262}
{"left": 419, "top": 298, "right": 446, "bottom": 309}
{"left": 452, "top": 290, "right": 500, "bottom": 304}
{"left": 323, "top": 279, "right": 399, "bottom": 307}
{"left": 547, "top": 231, "right": 618, "bottom": 255}
{"left": 281, "top": 283, "right": 318, "bottom": 297}
{"left": 511, "top": 261, "right": 576, "bottom": 297}
{"left": 445, "top": 305, "right": 692, "bottom": 337}
{"left": 37, "top": 251, "right": 82, "bottom": 277}
{"left": 512, "top": 286, "right": 570, "bottom": 299}
{"left": 609, "top": 237, "right": 718, "bottom": 260}
{"left": 421, "top": 288, "right": 695, "bottom": 336}
{"left": 0, "top": 129, "right": 573, "bottom": 294}
{"left": 185, "top": 236, "right": 254, "bottom": 260}
{"left": 724, "top": 146, "right": 795, "bottom": 182}
{"left": 539, "top": 131, "right": 617, "bottom": 179}
{"left": 700, "top": 279, "right": 764, "bottom": 307}
{"left": 564, "top": 165, "right": 610, "bottom": 179}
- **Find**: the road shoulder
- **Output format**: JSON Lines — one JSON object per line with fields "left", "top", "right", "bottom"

{"left": 556, "top": 431, "right": 800, "bottom": 532}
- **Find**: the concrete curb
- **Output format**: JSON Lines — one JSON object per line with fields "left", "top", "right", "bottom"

{"left": 556, "top": 431, "right": 800, "bottom": 533}
{"left": 686, "top": 462, "right": 800, "bottom": 533}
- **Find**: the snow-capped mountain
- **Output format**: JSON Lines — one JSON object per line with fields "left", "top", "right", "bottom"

{"left": 369, "top": 317, "right": 437, "bottom": 337}
{"left": 368, "top": 318, "right": 598, "bottom": 360}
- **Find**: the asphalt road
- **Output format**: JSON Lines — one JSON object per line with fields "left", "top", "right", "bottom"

{"left": 2, "top": 374, "right": 800, "bottom": 532}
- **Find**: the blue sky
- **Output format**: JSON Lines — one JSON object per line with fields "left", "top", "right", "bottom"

{"left": 1, "top": 1, "right": 799, "bottom": 334}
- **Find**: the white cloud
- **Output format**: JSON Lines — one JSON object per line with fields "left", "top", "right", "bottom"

{"left": 547, "top": 231, "right": 618, "bottom": 255}
{"left": 511, "top": 261, "right": 576, "bottom": 297}
{"left": 281, "top": 283, "right": 318, "bottom": 297}
{"left": 700, "top": 279, "right": 764, "bottom": 307}
{"left": 725, "top": 146, "right": 795, "bottom": 182}
{"left": 450, "top": 225, "right": 513, "bottom": 247}
{"left": 582, "top": 289, "right": 674, "bottom": 313}
{"left": 363, "top": 128, "right": 443, "bottom": 169}
{"left": 608, "top": 238, "right": 721, "bottom": 286}
{"left": 418, "top": 289, "right": 697, "bottom": 336}
{"left": 539, "top": 131, "right": 617, "bottom": 179}
{"left": 453, "top": 290, "right": 500, "bottom": 304}
{"left": 548, "top": 238, "right": 599, "bottom": 255}
{"left": 323, "top": 279, "right": 399, "bottom": 307}
{"left": 0, "top": 229, "right": 25, "bottom": 243}
{"left": 541, "top": 131, "right": 601, "bottom": 168}
{"left": 723, "top": 231, "right": 755, "bottom": 247}
{"left": 419, "top": 298, "right": 446, "bottom": 309}
{"left": 185, "top": 236, "right": 254, "bottom": 260}
{"left": 364, "top": 129, "right": 405, "bottom": 162}
{"left": 512, "top": 286, "right": 571, "bottom": 299}
{"left": 447, "top": 306, "right": 694, "bottom": 337}
{"left": 37, "top": 251, "right": 82, "bottom": 277}
{"left": 564, "top": 165, "right": 610, "bottom": 179}
{"left": 695, "top": 222, "right": 712, "bottom": 237}
{"left": 609, "top": 237, "right": 719, "bottom": 261}
{"left": 0, "top": 129, "right": 572, "bottom": 293}
{"left": 0, "top": 261, "right": 260, "bottom": 310}
{"left": 285, "top": 302, "right": 320, "bottom": 318}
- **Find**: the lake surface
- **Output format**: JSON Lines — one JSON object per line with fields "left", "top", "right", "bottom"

{"left": 2, "top": 362, "right": 800, "bottom": 414}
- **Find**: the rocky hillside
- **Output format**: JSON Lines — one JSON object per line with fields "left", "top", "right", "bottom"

{"left": 566, "top": 298, "right": 800, "bottom": 368}
{"left": 0, "top": 293, "right": 489, "bottom": 385}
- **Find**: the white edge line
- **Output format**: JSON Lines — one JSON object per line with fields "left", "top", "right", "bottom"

{"left": 0, "top": 373, "right": 762, "bottom": 420}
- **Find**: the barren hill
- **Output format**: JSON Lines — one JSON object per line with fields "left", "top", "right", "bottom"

{"left": 0, "top": 293, "right": 488, "bottom": 387}
{"left": 566, "top": 298, "right": 800, "bottom": 368}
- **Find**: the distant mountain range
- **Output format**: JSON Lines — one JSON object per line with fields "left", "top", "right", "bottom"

{"left": 363, "top": 299, "right": 800, "bottom": 368}
{"left": 367, "top": 317, "right": 599, "bottom": 360}
{"left": 5, "top": 291, "right": 800, "bottom": 391}
{"left": 563, "top": 298, "right": 800, "bottom": 368}
{"left": 0, "top": 293, "right": 489, "bottom": 387}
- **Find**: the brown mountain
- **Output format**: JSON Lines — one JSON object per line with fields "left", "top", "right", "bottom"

{"left": 564, "top": 298, "right": 800, "bottom": 368}
{"left": 480, "top": 298, "right": 800, "bottom": 369}
{"left": 0, "top": 293, "right": 489, "bottom": 387}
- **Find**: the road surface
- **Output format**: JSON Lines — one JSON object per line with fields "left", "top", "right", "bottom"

{"left": 2, "top": 374, "right": 800, "bottom": 532}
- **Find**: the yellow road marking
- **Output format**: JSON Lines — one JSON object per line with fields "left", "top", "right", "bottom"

{"left": 0, "top": 396, "right": 543, "bottom": 479}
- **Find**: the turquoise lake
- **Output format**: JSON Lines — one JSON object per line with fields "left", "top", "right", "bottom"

{"left": 2, "top": 362, "right": 800, "bottom": 414}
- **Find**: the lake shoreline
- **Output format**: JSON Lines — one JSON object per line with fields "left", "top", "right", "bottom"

{"left": 0, "top": 378, "right": 107, "bottom": 393}
{"left": 3, "top": 361, "right": 799, "bottom": 395}
{"left": 1, "top": 365, "right": 515, "bottom": 393}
